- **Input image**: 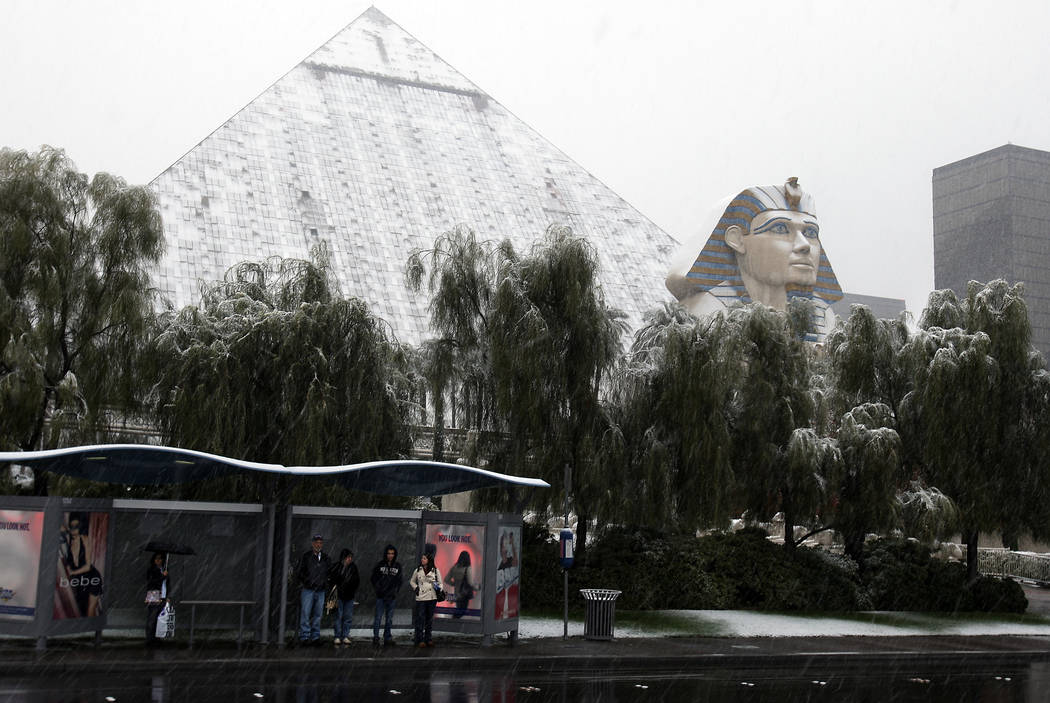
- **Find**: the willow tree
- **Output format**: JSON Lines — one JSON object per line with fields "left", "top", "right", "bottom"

{"left": 487, "top": 225, "right": 624, "bottom": 547}
{"left": 0, "top": 146, "right": 164, "bottom": 494}
{"left": 405, "top": 225, "right": 510, "bottom": 452}
{"left": 824, "top": 306, "right": 940, "bottom": 554}
{"left": 730, "top": 302, "right": 831, "bottom": 552}
{"left": 905, "top": 281, "right": 1050, "bottom": 579}
{"left": 406, "top": 224, "right": 622, "bottom": 549}
{"left": 147, "top": 252, "right": 412, "bottom": 503}
{"left": 826, "top": 306, "right": 920, "bottom": 468}
{"left": 598, "top": 303, "right": 740, "bottom": 532}
{"left": 829, "top": 403, "right": 903, "bottom": 560}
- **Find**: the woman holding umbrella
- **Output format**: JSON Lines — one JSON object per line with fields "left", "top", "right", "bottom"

{"left": 145, "top": 552, "right": 170, "bottom": 645}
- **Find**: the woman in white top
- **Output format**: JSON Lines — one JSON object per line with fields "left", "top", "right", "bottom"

{"left": 409, "top": 553, "right": 443, "bottom": 647}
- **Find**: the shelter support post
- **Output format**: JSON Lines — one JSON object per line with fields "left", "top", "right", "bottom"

{"left": 261, "top": 503, "right": 275, "bottom": 645}
{"left": 276, "top": 506, "right": 292, "bottom": 648}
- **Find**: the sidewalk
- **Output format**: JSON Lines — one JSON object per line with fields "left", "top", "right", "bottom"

{"left": 2, "top": 616, "right": 1049, "bottom": 678}
{"left": 2, "top": 585, "right": 1049, "bottom": 676}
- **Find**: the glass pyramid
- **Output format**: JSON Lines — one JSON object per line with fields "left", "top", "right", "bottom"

{"left": 149, "top": 7, "right": 679, "bottom": 344}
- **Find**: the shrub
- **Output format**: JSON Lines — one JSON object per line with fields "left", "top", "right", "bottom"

{"left": 860, "top": 539, "right": 1027, "bottom": 613}
{"left": 520, "top": 523, "right": 859, "bottom": 611}
{"left": 970, "top": 575, "right": 1027, "bottom": 613}
{"left": 520, "top": 527, "right": 1026, "bottom": 613}
{"left": 519, "top": 521, "right": 564, "bottom": 610}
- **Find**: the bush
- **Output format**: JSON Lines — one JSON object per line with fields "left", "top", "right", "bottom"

{"left": 520, "top": 523, "right": 859, "bottom": 611}
{"left": 970, "top": 575, "right": 1027, "bottom": 613}
{"left": 520, "top": 527, "right": 1027, "bottom": 614}
{"left": 519, "top": 521, "right": 565, "bottom": 610}
{"left": 860, "top": 539, "right": 1027, "bottom": 613}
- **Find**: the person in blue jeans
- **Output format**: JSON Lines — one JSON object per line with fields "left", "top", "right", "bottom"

{"left": 370, "top": 544, "right": 402, "bottom": 645}
{"left": 296, "top": 534, "right": 331, "bottom": 645}
{"left": 330, "top": 548, "right": 360, "bottom": 645}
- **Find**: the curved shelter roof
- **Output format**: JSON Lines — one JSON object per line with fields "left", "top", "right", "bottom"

{"left": 0, "top": 444, "right": 548, "bottom": 497}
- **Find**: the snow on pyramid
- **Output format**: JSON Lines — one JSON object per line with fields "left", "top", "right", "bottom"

{"left": 150, "top": 7, "right": 678, "bottom": 344}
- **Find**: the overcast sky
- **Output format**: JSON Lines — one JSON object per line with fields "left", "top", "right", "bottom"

{"left": 4, "top": 1, "right": 1050, "bottom": 316}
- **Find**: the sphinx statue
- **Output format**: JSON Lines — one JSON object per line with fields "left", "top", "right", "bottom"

{"left": 665, "top": 177, "right": 843, "bottom": 341}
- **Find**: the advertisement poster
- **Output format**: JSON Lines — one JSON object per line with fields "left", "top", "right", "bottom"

{"left": 54, "top": 511, "right": 108, "bottom": 619}
{"left": 426, "top": 523, "right": 484, "bottom": 620}
{"left": 494, "top": 526, "right": 520, "bottom": 620}
{"left": 0, "top": 510, "right": 44, "bottom": 621}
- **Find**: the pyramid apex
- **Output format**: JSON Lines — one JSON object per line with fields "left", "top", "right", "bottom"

{"left": 304, "top": 5, "right": 479, "bottom": 94}
{"left": 359, "top": 5, "right": 395, "bottom": 23}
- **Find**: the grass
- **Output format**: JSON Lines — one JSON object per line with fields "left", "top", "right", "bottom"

{"left": 519, "top": 606, "right": 1050, "bottom": 638}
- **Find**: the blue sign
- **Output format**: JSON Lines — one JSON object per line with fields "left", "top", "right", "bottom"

{"left": 559, "top": 529, "right": 574, "bottom": 569}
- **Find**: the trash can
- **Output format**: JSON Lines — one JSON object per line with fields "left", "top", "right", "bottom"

{"left": 579, "top": 588, "right": 621, "bottom": 640}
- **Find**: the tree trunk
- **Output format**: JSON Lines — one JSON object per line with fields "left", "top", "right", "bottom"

{"left": 1001, "top": 530, "right": 1019, "bottom": 551}
{"left": 27, "top": 393, "right": 51, "bottom": 496}
{"left": 965, "top": 529, "right": 980, "bottom": 582}
{"left": 576, "top": 512, "right": 588, "bottom": 565}
{"left": 783, "top": 511, "right": 795, "bottom": 553}
{"left": 31, "top": 470, "right": 49, "bottom": 496}
{"left": 432, "top": 384, "right": 445, "bottom": 463}
{"left": 843, "top": 531, "right": 865, "bottom": 563}
{"left": 782, "top": 492, "right": 795, "bottom": 553}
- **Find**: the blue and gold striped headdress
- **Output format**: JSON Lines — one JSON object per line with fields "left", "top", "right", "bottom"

{"left": 678, "top": 178, "right": 843, "bottom": 304}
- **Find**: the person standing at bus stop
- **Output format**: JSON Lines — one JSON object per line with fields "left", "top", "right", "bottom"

{"left": 371, "top": 544, "right": 402, "bottom": 646}
{"left": 330, "top": 548, "right": 360, "bottom": 645}
{"left": 297, "top": 534, "right": 331, "bottom": 646}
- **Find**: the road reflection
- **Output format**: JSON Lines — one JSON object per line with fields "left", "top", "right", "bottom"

{"left": 3, "top": 659, "right": 1047, "bottom": 702}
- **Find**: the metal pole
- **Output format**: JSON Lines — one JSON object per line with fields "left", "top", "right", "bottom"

{"left": 563, "top": 463, "right": 570, "bottom": 640}
{"left": 261, "top": 503, "right": 275, "bottom": 645}
{"left": 276, "top": 506, "right": 293, "bottom": 648}
{"left": 562, "top": 570, "right": 568, "bottom": 640}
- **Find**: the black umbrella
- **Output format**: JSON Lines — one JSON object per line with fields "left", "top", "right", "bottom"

{"left": 143, "top": 542, "right": 196, "bottom": 572}
{"left": 143, "top": 541, "right": 196, "bottom": 555}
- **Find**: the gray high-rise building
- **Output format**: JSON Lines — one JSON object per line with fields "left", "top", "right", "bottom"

{"left": 933, "top": 144, "right": 1050, "bottom": 355}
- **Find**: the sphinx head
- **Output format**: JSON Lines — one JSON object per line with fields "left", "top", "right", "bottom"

{"left": 666, "top": 178, "right": 841, "bottom": 313}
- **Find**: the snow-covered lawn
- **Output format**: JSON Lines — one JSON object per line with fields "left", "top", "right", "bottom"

{"left": 517, "top": 610, "right": 1050, "bottom": 639}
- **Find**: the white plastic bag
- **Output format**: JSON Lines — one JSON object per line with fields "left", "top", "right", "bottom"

{"left": 155, "top": 602, "right": 175, "bottom": 639}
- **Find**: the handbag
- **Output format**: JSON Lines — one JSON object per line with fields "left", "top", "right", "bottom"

{"left": 324, "top": 586, "right": 338, "bottom": 613}
{"left": 145, "top": 589, "right": 162, "bottom": 605}
{"left": 155, "top": 602, "right": 175, "bottom": 639}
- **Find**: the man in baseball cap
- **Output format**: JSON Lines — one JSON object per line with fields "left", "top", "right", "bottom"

{"left": 296, "top": 533, "right": 331, "bottom": 645}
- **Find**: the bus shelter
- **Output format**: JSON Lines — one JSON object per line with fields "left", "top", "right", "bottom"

{"left": 0, "top": 444, "right": 545, "bottom": 648}
{"left": 284, "top": 507, "right": 522, "bottom": 645}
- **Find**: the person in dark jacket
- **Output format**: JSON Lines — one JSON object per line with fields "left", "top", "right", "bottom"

{"left": 144, "top": 552, "right": 169, "bottom": 645}
{"left": 370, "top": 544, "right": 402, "bottom": 645}
{"left": 297, "top": 534, "right": 331, "bottom": 645}
{"left": 445, "top": 550, "right": 477, "bottom": 619}
{"left": 330, "top": 548, "right": 360, "bottom": 645}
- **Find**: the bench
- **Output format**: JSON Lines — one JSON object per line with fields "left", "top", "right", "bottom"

{"left": 179, "top": 600, "right": 256, "bottom": 648}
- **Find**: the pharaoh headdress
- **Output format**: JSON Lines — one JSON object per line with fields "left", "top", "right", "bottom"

{"left": 667, "top": 178, "right": 843, "bottom": 307}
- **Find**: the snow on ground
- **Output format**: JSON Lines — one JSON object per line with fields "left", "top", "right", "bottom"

{"left": 517, "top": 611, "right": 1050, "bottom": 639}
